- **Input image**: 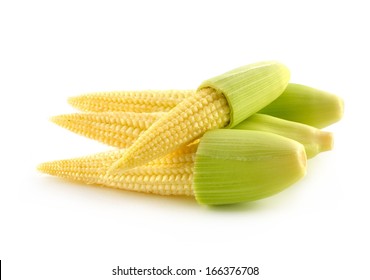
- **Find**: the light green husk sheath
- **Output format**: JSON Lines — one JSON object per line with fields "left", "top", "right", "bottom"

{"left": 193, "top": 130, "right": 307, "bottom": 205}
{"left": 259, "top": 83, "right": 344, "bottom": 128}
{"left": 234, "top": 114, "right": 333, "bottom": 158}
{"left": 199, "top": 61, "right": 290, "bottom": 128}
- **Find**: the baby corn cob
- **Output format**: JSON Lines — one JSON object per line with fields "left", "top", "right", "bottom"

{"left": 51, "top": 112, "right": 164, "bottom": 148}
{"left": 68, "top": 84, "right": 344, "bottom": 128}
{"left": 110, "top": 61, "right": 290, "bottom": 172}
{"left": 38, "top": 130, "right": 307, "bottom": 205}
{"left": 68, "top": 90, "right": 193, "bottom": 113}
{"left": 38, "top": 143, "right": 197, "bottom": 196}
{"left": 51, "top": 111, "right": 332, "bottom": 158}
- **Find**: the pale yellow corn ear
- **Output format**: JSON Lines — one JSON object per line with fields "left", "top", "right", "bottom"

{"left": 110, "top": 61, "right": 290, "bottom": 172}
{"left": 51, "top": 111, "right": 333, "bottom": 159}
{"left": 37, "top": 143, "right": 198, "bottom": 196}
{"left": 38, "top": 130, "right": 306, "bottom": 205}
{"left": 51, "top": 112, "right": 164, "bottom": 148}
{"left": 68, "top": 90, "right": 194, "bottom": 113}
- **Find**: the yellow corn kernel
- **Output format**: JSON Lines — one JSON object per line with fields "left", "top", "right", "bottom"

{"left": 68, "top": 90, "right": 194, "bottom": 113}
{"left": 51, "top": 112, "right": 163, "bottom": 148}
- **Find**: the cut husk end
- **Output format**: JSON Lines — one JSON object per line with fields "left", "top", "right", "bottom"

{"left": 193, "top": 130, "right": 307, "bottom": 205}
{"left": 317, "top": 131, "right": 334, "bottom": 153}
{"left": 198, "top": 61, "right": 290, "bottom": 128}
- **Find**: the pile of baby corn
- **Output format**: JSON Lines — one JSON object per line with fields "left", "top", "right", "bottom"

{"left": 38, "top": 61, "right": 343, "bottom": 205}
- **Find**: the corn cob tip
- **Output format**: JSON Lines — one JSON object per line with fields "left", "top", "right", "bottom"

{"left": 37, "top": 162, "right": 54, "bottom": 175}
{"left": 67, "top": 96, "right": 81, "bottom": 109}
{"left": 37, "top": 163, "right": 46, "bottom": 173}
{"left": 37, "top": 161, "right": 73, "bottom": 177}
{"left": 49, "top": 114, "right": 86, "bottom": 139}
{"left": 50, "top": 114, "right": 67, "bottom": 126}
{"left": 67, "top": 95, "right": 99, "bottom": 112}
{"left": 106, "top": 157, "right": 128, "bottom": 175}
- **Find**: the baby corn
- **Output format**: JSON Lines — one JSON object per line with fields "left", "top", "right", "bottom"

{"left": 38, "top": 143, "right": 197, "bottom": 196}
{"left": 38, "top": 130, "right": 307, "bottom": 205}
{"left": 51, "top": 112, "right": 163, "bottom": 149}
{"left": 52, "top": 111, "right": 332, "bottom": 158}
{"left": 110, "top": 61, "right": 290, "bottom": 172}
{"left": 68, "top": 90, "right": 193, "bottom": 113}
{"left": 38, "top": 60, "right": 344, "bottom": 206}
{"left": 68, "top": 84, "right": 344, "bottom": 128}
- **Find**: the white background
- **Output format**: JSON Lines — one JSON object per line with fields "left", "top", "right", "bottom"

{"left": 1, "top": 0, "right": 369, "bottom": 279}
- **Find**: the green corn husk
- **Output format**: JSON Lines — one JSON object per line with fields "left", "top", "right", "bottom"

{"left": 193, "top": 130, "right": 307, "bottom": 205}
{"left": 259, "top": 83, "right": 344, "bottom": 128}
{"left": 235, "top": 114, "right": 333, "bottom": 158}
{"left": 199, "top": 61, "right": 290, "bottom": 128}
